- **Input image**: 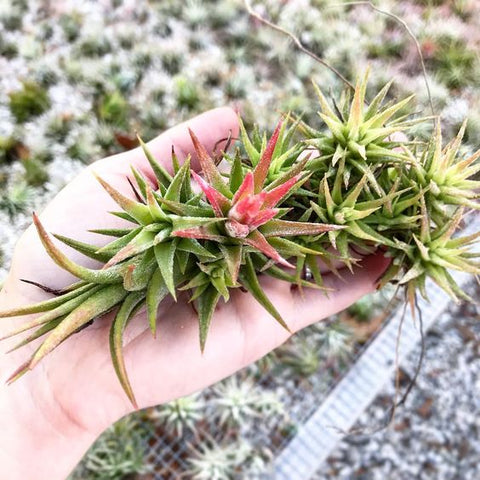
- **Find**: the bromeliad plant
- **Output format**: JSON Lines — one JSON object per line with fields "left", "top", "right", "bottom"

{"left": 1, "top": 71, "right": 480, "bottom": 405}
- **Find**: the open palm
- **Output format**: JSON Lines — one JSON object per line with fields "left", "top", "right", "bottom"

{"left": 0, "top": 107, "right": 389, "bottom": 479}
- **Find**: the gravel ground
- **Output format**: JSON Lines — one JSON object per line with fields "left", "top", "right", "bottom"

{"left": 315, "top": 293, "right": 480, "bottom": 480}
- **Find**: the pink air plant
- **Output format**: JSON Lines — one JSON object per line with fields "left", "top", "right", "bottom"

{"left": 225, "top": 171, "right": 300, "bottom": 238}
{"left": 189, "top": 169, "right": 301, "bottom": 267}
{"left": 171, "top": 123, "right": 342, "bottom": 269}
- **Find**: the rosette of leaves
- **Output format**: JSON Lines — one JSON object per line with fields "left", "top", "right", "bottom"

{"left": 406, "top": 120, "right": 480, "bottom": 219}
{"left": 302, "top": 69, "right": 417, "bottom": 189}
{"left": 380, "top": 205, "right": 480, "bottom": 306}
{"left": 0, "top": 124, "right": 341, "bottom": 406}
{"left": 375, "top": 121, "right": 480, "bottom": 307}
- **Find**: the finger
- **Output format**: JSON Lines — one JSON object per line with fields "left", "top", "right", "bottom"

{"left": 92, "top": 107, "right": 239, "bottom": 177}
{"left": 290, "top": 252, "right": 391, "bottom": 331}
{"left": 215, "top": 252, "right": 390, "bottom": 367}
{"left": 256, "top": 252, "right": 391, "bottom": 336}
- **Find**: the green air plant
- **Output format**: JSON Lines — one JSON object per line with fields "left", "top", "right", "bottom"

{"left": 0, "top": 182, "right": 34, "bottom": 220}
{"left": 429, "top": 37, "right": 479, "bottom": 89}
{"left": 212, "top": 376, "right": 284, "bottom": 427}
{"left": 8, "top": 81, "right": 51, "bottom": 123}
{"left": 72, "top": 416, "right": 150, "bottom": 479}
{"left": 148, "top": 392, "right": 205, "bottom": 436}
{"left": 1, "top": 72, "right": 480, "bottom": 406}
{"left": 276, "top": 338, "right": 321, "bottom": 377}
{"left": 185, "top": 438, "right": 270, "bottom": 480}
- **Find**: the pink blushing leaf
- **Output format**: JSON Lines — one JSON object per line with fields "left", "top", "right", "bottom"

{"left": 225, "top": 219, "right": 250, "bottom": 238}
{"left": 249, "top": 208, "right": 278, "bottom": 228}
{"left": 172, "top": 227, "right": 224, "bottom": 242}
{"left": 263, "top": 174, "right": 302, "bottom": 208}
{"left": 191, "top": 171, "right": 230, "bottom": 217}
{"left": 243, "top": 230, "right": 294, "bottom": 268}
{"left": 188, "top": 129, "right": 227, "bottom": 194}
{"left": 253, "top": 119, "right": 283, "bottom": 192}
{"left": 232, "top": 171, "right": 254, "bottom": 204}
{"left": 229, "top": 193, "right": 266, "bottom": 224}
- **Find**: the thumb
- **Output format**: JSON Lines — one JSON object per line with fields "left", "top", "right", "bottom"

{"left": 93, "top": 107, "right": 239, "bottom": 177}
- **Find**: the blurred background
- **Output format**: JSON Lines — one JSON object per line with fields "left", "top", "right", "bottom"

{"left": 0, "top": 0, "right": 479, "bottom": 478}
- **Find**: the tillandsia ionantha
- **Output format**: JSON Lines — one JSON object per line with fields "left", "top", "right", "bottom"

{"left": 1, "top": 71, "right": 480, "bottom": 406}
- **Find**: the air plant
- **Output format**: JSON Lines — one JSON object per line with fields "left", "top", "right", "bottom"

{"left": 212, "top": 376, "right": 284, "bottom": 427}
{"left": 0, "top": 181, "right": 34, "bottom": 220}
{"left": 315, "top": 322, "right": 355, "bottom": 366}
{"left": 276, "top": 338, "right": 321, "bottom": 377}
{"left": 1, "top": 71, "right": 480, "bottom": 407}
{"left": 186, "top": 438, "right": 270, "bottom": 480}
{"left": 74, "top": 416, "right": 150, "bottom": 479}
{"left": 175, "top": 76, "right": 202, "bottom": 110}
{"left": 148, "top": 392, "right": 205, "bottom": 436}
{"left": 8, "top": 81, "right": 51, "bottom": 123}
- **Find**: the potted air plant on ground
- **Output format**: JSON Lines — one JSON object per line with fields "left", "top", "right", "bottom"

{"left": 1, "top": 71, "right": 479, "bottom": 406}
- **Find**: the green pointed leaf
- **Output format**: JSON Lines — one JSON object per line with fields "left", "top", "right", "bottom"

{"left": 123, "top": 249, "right": 157, "bottom": 291}
{"left": 110, "top": 291, "right": 145, "bottom": 407}
{"left": 145, "top": 184, "right": 168, "bottom": 222}
{"left": 239, "top": 117, "right": 260, "bottom": 165}
{"left": 52, "top": 234, "right": 113, "bottom": 263}
{"left": 176, "top": 249, "right": 190, "bottom": 274}
{"left": 347, "top": 220, "right": 397, "bottom": 248}
{"left": 229, "top": 152, "right": 244, "bottom": 193}
{"left": 154, "top": 240, "right": 178, "bottom": 300}
{"left": 171, "top": 146, "right": 180, "bottom": 173}
{"left": 165, "top": 157, "right": 190, "bottom": 202}
{"left": 263, "top": 262, "right": 327, "bottom": 290}
{"left": 218, "top": 245, "right": 242, "bottom": 284}
{"left": 104, "top": 229, "right": 156, "bottom": 268}
{"left": 7, "top": 317, "right": 65, "bottom": 353}
{"left": 364, "top": 95, "right": 414, "bottom": 130}
{"left": 347, "top": 70, "right": 368, "bottom": 136}
{"left": 156, "top": 196, "right": 214, "bottom": 217}
{"left": 96, "top": 227, "right": 143, "bottom": 255}
{"left": 29, "top": 284, "right": 128, "bottom": 369}
{"left": 109, "top": 211, "right": 139, "bottom": 224}
{"left": 146, "top": 269, "right": 169, "bottom": 337}
{"left": 239, "top": 255, "right": 290, "bottom": 331}
{"left": 261, "top": 219, "right": 343, "bottom": 237}
{"left": 0, "top": 283, "right": 93, "bottom": 318}
{"left": 94, "top": 174, "right": 154, "bottom": 225}
{"left": 211, "top": 275, "right": 229, "bottom": 301}
{"left": 130, "top": 167, "right": 148, "bottom": 200}
{"left": 89, "top": 228, "right": 133, "bottom": 238}
{"left": 181, "top": 271, "right": 208, "bottom": 290}
{"left": 399, "top": 260, "right": 425, "bottom": 284}
{"left": 311, "top": 79, "right": 338, "bottom": 120}
{"left": 33, "top": 214, "right": 124, "bottom": 284}
{"left": 319, "top": 113, "right": 345, "bottom": 142}
{"left": 197, "top": 285, "right": 221, "bottom": 352}
{"left": 137, "top": 135, "right": 173, "bottom": 187}
{"left": 0, "top": 285, "right": 103, "bottom": 339}
{"left": 364, "top": 79, "right": 393, "bottom": 120}
{"left": 177, "top": 238, "right": 216, "bottom": 258}
{"left": 170, "top": 215, "right": 224, "bottom": 232}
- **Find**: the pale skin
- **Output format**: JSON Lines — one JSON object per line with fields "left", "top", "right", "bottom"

{"left": 0, "top": 107, "right": 389, "bottom": 479}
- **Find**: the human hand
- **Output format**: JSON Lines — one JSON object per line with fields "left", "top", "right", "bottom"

{"left": 0, "top": 107, "right": 389, "bottom": 480}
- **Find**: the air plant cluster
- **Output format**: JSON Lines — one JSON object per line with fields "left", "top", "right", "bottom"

{"left": 1, "top": 72, "right": 480, "bottom": 406}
